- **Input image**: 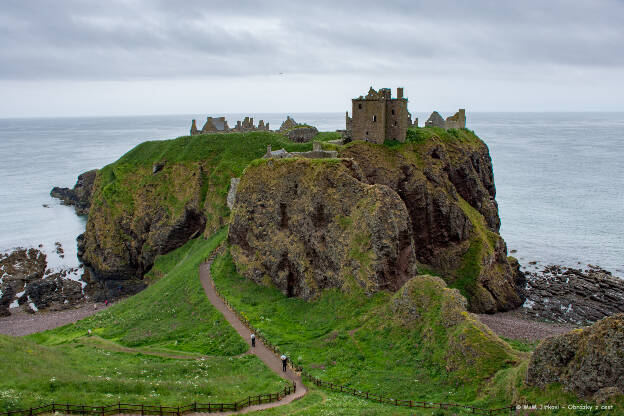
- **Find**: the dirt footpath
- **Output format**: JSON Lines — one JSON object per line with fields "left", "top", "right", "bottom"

{"left": 0, "top": 302, "right": 106, "bottom": 336}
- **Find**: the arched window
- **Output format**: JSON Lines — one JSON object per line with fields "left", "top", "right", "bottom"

{"left": 373, "top": 115, "right": 377, "bottom": 122}
{"left": 358, "top": 103, "right": 362, "bottom": 109}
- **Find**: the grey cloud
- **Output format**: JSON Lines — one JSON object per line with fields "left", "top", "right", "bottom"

{"left": 0, "top": 0, "right": 622, "bottom": 80}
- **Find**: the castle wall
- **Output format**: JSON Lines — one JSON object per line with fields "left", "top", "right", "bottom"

{"left": 351, "top": 99, "right": 387, "bottom": 144}
{"left": 385, "top": 99, "right": 408, "bottom": 142}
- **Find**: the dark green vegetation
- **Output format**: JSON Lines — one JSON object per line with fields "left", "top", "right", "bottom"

{"left": 1, "top": 232, "right": 288, "bottom": 411}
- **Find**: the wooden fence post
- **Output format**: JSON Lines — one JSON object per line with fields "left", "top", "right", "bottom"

{"left": 141, "top": 404, "right": 144, "bottom": 416}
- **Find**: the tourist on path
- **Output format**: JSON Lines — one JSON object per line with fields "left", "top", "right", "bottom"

{"left": 281, "top": 354, "right": 287, "bottom": 372}
{"left": 251, "top": 333, "right": 256, "bottom": 347}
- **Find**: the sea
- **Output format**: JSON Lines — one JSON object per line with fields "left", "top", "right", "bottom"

{"left": 0, "top": 113, "right": 622, "bottom": 277}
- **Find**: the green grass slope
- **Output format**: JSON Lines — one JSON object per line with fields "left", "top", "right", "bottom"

{"left": 2, "top": 231, "right": 291, "bottom": 411}
{"left": 211, "top": 249, "right": 522, "bottom": 407}
{"left": 30, "top": 230, "right": 245, "bottom": 355}
{"left": 0, "top": 334, "right": 284, "bottom": 411}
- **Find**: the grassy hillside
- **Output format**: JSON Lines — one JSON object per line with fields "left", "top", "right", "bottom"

{"left": 2, "top": 232, "right": 292, "bottom": 411}
{"left": 211, "top": 249, "right": 522, "bottom": 407}
{"left": 212, "top": 250, "right": 624, "bottom": 414}
{"left": 0, "top": 334, "right": 285, "bottom": 411}
{"left": 30, "top": 230, "right": 246, "bottom": 355}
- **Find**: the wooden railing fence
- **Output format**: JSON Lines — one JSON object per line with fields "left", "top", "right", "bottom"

{"left": 0, "top": 384, "right": 295, "bottom": 416}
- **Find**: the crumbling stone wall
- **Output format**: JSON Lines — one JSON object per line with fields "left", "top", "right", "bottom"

{"left": 190, "top": 116, "right": 270, "bottom": 135}
{"left": 425, "top": 109, "right": 466, "bottom": 130}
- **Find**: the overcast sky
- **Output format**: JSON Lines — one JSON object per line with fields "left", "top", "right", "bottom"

{"left": 1, "top": 0, "right": 623, "bottom": 117}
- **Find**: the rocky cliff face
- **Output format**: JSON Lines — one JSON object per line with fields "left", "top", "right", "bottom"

{"left": 338, "top": 136, "right": 523, "bottom": 312}
{"left": 229, "top": 158, "right": 415, "bottom": 299}
{"left": 526, "top": 314, "right": 624, "bottom": 400}
{"left": 78, "top": 162, "right": 206, "bottom": 298}
{"left": 228, "top": 129, "right": 523, "bottom": 312}
{"left": 51, "top": 169, "right": 97, "bottom": 215}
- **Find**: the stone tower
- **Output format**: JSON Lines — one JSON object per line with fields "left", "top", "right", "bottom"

{"left": 350, "top": 87, "right": 409, "bottom": 144}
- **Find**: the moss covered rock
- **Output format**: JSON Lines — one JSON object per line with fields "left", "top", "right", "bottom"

{"left": 388, "top": 275, "right": 521, "bottom": 382}
{"left": 228, "top": 158, "right": 415, "bottom": 299}
{"left": 339, "top": 130, "right": 523, "bottom": 312}
{"left": 526, "top": 314, "right": 624, "bottom": 398}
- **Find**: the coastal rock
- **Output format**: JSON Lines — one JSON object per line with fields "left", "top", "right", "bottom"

{"left": 526, "top": 314, "right": 624, "bottom": 398}
{"left": 0, "top": 248, "right": 86, "bottom": 314}
{"left": 286, "top": 126, "right": 318, "bottom": 143}
{"left": 520, "top": 265, "right": 624, "bottom": 325}
{"left": 79, "top": 162, "right": 206, "bottom": 294}
{"left": 51, "top": 169, "right": 97, "bottom": 216}
{"left": 229, "top": 158, "right": 415, "bottom": 299}
{"left": 339, "top": 140, "right": 523, "bottom": 313}
{"left": 23, "top": 275, "right": 83, "bottom": 310}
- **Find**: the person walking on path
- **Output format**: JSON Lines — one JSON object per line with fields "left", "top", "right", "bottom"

{"left": 251, "top": 333, "right": 256, "bottom": 347}
{"left": 281, "top": 354, "right": 287, "bottom": 372}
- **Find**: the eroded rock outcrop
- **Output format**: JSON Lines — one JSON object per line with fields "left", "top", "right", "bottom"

{"left": 521, "top": 265, "right": 624, "bottom": 325}
{"left": 229, "top": 158, "right": 415, "bottom": 299}
{"left": 51, "top": 169, "right": 97, "bottom": 215}
{"left": 526, "top": 314, "right": 624, "bottom": 399}
{"left": 78, "top": 163, "right": 206, "bottom": 298}
{"left": 339, "top": 139, "right": 523, "bottom": 313}
{"left": 389, "top": 275, "right": 521, "bottom": 381}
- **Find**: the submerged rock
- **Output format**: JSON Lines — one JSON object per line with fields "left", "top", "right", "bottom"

{"left": 526, "top": 314, "right": 624, "bottom": 398}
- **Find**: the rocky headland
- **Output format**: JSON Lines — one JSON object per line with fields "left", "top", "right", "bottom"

{"left": 50, "top": 169, "right": 97, "bottom": 216}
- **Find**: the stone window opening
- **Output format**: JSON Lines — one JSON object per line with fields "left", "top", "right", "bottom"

{"left": 391, "top": 109, "right": 395, "bottom": 115}
{"left": 394, "top": 120, "right": 398, "bottom": 126}
{"left": 373, "top": 115, "right": 377, "bottom": 122}
{"left": 366, "top": 131, "right": 369, "bottom": 136}
{"left": 358, "top": 103, "right": 362, "bottom": 109}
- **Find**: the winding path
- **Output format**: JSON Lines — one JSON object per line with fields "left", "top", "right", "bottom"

{"left": 198, "top": 260, "right": 307, "bottom": 414}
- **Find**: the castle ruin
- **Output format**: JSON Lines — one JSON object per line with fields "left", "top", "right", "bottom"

{"left": 344, "top": 87, "right": 416, "bottom": 144}
{"left": 190, "top": 116, "right": 270, "bottom": 135}
{"left": 424, "top": 109, "right": 466, "bottom": 130}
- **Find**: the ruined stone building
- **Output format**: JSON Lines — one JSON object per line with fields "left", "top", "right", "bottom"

{"left": 345, "top": 87, "right": 415, "bottom": 144}
{"left": 424, "top": 109, "right": 466, "bottom": 129}
{"left": 190, "top": 116, "right": 270, "bottom": 135}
